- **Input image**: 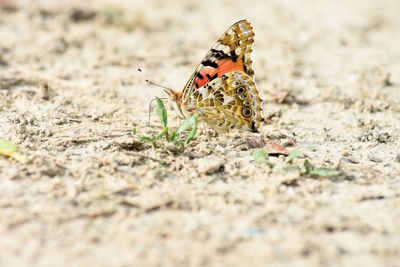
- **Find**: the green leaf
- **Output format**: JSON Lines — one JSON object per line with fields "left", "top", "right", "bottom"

{"left": 310, "top": 167, "right": 340, "bottom": 177}
{"left": 156, "top": 127, "right": 169, "bottom": 140}
{"left": 130, "top": 128, "right": 137, "bottom": 136}
{"left": 303, "top": 159, "right": 313, "bottom": 174}
{"left": 156, "top": 97, "right": 167, "bottom": 127}
{"left": 286, "top": 149, "right": 303, "bottom": 163}
{"left": 170, "top": 131, "right": 177, "bottom": 142}
{"left": 139, "top": 135, "right": 154, "bottom": 143}
{"left": 252, "top": 149, "right": 269, "bottom": 162}
{"left": 0, "top": 138, "right": 18, "bottom": 156}
{"left": 185, "top": 116, "right": 198, "bottom": 144}
{"left": 0, "top": 138, "right": 29, "bottom": 163}
{"left": 175, "top": 115, "right": 197, "bottom": 135}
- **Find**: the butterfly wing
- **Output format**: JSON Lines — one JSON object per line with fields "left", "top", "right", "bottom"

{"left": 181, "top": 20, "right": 255, "bottom": 102}
{"left": 183, "top": 71, "right": 264, "bottom": 132}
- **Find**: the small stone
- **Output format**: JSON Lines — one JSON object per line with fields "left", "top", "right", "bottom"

{"left": 348, "top": 157, "right": 359, "bottom": 164}
{"left": 197, "top": 142, "right": 212, "bottom": 155}
{"left": 377, "top": 132, "right": 390, "bottom": 143}
{"left": 39, "top": 129, "right": 52, "bottom": 138}
{"left": 70, "top": 8, "right": 97, "bottom": 22}
{"left": 165, "top": 143, "right": 180, "bottom": 154}
{"left": 114, "top": 137, "right": 143, "bottom": 151}
{"left": 54, "top": 119, "right": 64, "bottom": 125}
{"left": 45, "top": 129, "right": 52, "bottom": 137}
{"left": 20, "top": 118, "right": 28, "bottom": 126}
{"left": 196, "top": 155, "right": 225, "bottom": 175}
{"left": 341, "top": 149, "right": 350, "bottom": 157}
{"left": 244, "top": 136, "right": 266, "bottom": 148}
{"left": 282, "top": 139, "right": 296, "bottom": 147}
{"left": 214, "top": 145, "right": 225, "bottom": 154}
{"left": 369, "top": 155, "right": 382, "bottom": 163}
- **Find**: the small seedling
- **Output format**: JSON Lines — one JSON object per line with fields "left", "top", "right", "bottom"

{"left": 252, "top": 149, "right": 269, "bottom": 163}
{"left": 134, "top": 97, "right": 198, "bottom": 149}
{"left": 301, "top": 159, "right": 340, "bottom": 177}
{"left": 253, "top": 146, "right": 340, "bottom": 178}
{"left": 286, "top": 149, "right": 304, "bottom": 163}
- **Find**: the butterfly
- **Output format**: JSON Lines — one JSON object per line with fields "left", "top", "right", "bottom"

{"left": 164, "top": 19, "right": 264, "bottom": 133}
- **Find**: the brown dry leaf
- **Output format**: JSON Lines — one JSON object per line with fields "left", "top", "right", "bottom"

{"left": 262, "top": 142, "right": 288, "bottom": 156}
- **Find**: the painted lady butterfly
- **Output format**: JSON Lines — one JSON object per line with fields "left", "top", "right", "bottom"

{"left": 164, "top": 20, "right": 264, "bottom": 132}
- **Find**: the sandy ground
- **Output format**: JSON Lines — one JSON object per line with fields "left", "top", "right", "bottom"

{"left": 1, "top": 0, "right": 400, "bottom": 266}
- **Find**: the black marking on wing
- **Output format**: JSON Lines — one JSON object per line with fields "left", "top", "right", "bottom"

{"left": 206, "top": 73, "right": 218, "bottom": 80}
{"left": 251, "top": 121, "right": 257, "bottom": 132}
{"left": 210, "top": 49, "right": 229, "bottom": 59}
{"left": 201, "top": 59, "right": 219, "bottom": 68}
{"left": 230, "top": 50, "right": 238, "bottom": 62}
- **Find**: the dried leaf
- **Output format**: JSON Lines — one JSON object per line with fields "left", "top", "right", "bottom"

{"left": 261, "top": 142, "right": 288, "bottom": 156}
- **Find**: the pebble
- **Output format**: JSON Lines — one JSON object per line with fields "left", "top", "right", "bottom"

{"left": 341, "top": 149, "right": 350, "bottom": 157}
{"left": 348, "top": 157, "right": 359, "bottom": 164}
{"left": 54, "top": 119, "right": 64, "bottom": 125}
{"left": 214, "top": 145, "right": 225, "bottom": 154}
{"left": 196, "top": 155, "right": 225, "bottom": 175}
{"left": 377, "top": 132, "right": 390, "bottom": 143}
{"left": 368, "top": 155, "right": 382, "bottom": 163}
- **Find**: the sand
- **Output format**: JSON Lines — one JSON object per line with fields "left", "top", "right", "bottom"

{"left": 0, "top": 0, "right": 400, "bottom": 266}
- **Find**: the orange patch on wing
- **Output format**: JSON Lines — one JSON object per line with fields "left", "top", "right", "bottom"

{"left": 194, "top": 59, "right": 244, "bottom": 89}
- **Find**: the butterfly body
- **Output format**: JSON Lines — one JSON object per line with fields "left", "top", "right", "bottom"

{"left": 165, "top": 20, "right": 264, "bottom": 132}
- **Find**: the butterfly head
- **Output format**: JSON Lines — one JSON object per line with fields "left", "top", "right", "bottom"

{"left": 164, "top": 88, "right": 186, "bottom": 119}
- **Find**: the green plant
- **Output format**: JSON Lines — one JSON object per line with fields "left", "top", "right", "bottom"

{"left": 0, "top": 138, "right": 30, "bottom": 163}
{"left": 252, "top": 146, "right": 340, "bottom": 178}
{"left": 285, "top": 149, "right": 303, "bottom": 163}
{"left": 301, "top": 159, "right": 340, "bottom": 177}
{"left": 133, "top": 97, "right": 198, "bottom": 148}
{"left": 252, "top": 149, "right": 269, "bottom": 163}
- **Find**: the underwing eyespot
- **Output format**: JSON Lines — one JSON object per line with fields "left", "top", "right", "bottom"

{"left": 239, "top": 94, "right": 247, "bottom": 100}
{"left": 236, "top": 87, "right": 245, "bottom": 94}
{"left": 241, "top": 107, "right": 252, "bottom": 117}
{"left": 243, "top": 99, "right": 251, "bottom": 106}
{"left": 232, "top": 81, "right": 240, "bottom": 87}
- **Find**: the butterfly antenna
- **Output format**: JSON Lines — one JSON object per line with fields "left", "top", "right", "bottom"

{"left": 137, "top": 67, "right": 171, "bottom": 126}
{"left": 145, "top": 79, "right": 174, "bottom": 92}
{"left": 137, "top": 67, "right": 173, "bottom": 92}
